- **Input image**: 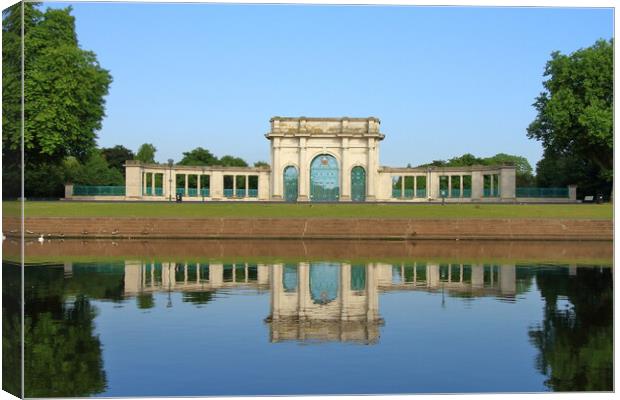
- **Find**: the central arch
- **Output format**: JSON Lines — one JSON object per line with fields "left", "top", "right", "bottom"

{"left": 310, "top": 154, "right": 339, "bottom": 202}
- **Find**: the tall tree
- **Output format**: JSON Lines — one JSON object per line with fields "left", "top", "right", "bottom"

{"left": 527, "top": 39, "right": 613, "bottom": 191}
{"left": 217, "top": 155, "right": 248, "bottom": 167}
{"left": 134, "top": 143, "right": 157, "bottom": 164}
{"left": 178, "top": 147, "right": 218, "bottom": 166}
{"left": 101, "top": 145, "right": 134, "bottom": 175}
{"left": 2, "top": 3, "right": 112, "bottom": 197}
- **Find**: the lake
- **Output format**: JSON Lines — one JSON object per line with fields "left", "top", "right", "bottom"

{"left": 2, "top": 239, "right": 613, "bottom": 397}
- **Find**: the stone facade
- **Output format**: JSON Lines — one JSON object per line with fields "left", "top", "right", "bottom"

{"left": 67, "top": 116, "right": 526, "bottom": 202}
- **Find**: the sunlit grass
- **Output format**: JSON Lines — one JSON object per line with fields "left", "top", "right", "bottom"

{"left": 2, "top": 201, "right": 612, "bottom": 219}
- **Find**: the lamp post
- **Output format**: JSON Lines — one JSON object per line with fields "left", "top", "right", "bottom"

{"left": 168, "top": 159, "right": 173, "bottom": 202}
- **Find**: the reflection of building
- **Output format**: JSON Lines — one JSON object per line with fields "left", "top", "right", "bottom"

{"left": 267, "top": 263, "right": 383, "bottom": 344}
{"left": 69, "top": 117, "right": 549, "bottom": 202}
{"left": 122, "top": 262, "right": 270, "bottom": 295}
{"left": 121, "top": 261, "right": 519, "bottom": 343}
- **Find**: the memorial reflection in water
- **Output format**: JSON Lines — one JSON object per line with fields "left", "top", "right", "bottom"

{"left": 9, "top": 257, "right": 612, "bottom": 396}
{"left": 120, "top": 260, "right": 521, "bottom": 344}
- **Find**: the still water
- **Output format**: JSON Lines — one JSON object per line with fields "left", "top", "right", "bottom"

{"left": 3, "top": 253, "right": 613, "bottom": 397}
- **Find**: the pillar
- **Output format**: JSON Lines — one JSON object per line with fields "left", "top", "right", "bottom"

{"left": 340, "top": 264, "right": 351, "bottom": 319}
{"left": 151, "top": 172, "right": 155, "bottom": 196}
{"left": 245, "top": 174, "right": 249, "bottom": 197}
{"left": 298, "top": 137, "right": 309, "bottom": 201}
{"left": 124, "top": 261, "right": 142, "bottom": 295}
{"left": 271, "top": 264, "right": 283, "bottom": 320}
{"left": 124, "top": 161, "right": 143, "bottom": 199}
{"left": 471, "top": 171, "right": 483, "bottom": 200}
{"left": 209, "top": 264, "right": 224, "bottom": 287}
{"left": 232, "top": 175, "right": 237, "bottom": 198}
{"left": 500, "top": 167, "right": 516, "bottom": 200}
{"left": 459, "top": 175, "right": 464, "bottom": 197}
{"left": 272, "top": 137, "right": 282, "bottom": 199}
{"left": 568, "top": 184, "right": 577, "bottom": 201}
{"left": 211, "top": 171, "right": 223, "bottom": 200}
{"left": 298, "top": 262, "right": 309, "bottom": 319}
{"left": 500, "top": 265, "right": 516, "bottom": 295}
{"left": 64, "top": 184, "right": 74, "bottom": 199}
{"left": 367, "top": 138, "right": 376, "bottom": 200}
{"left": 340, "top": 137, "right": 350, "bottom": 201}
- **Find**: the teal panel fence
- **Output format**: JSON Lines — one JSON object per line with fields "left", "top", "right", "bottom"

{"left": 187, "top": 188, "right": 198, "bottom": 197}
{"left": 248, "top": 189, "right": 258, "bottom": 197}
{"left": 200, "top": 188, "right": 210, "bottom": 197}
{"left": 236, "top": 189, "right": 246, "bottom": 197}
{"left": 73, "top": 185, "right": 125, "bottom": 196}
{"left": 462, "top": 189, "right": 472, "bottom": 198}
{"left": 404, "top": 189, "right": 414, "bottom": 199}
{"left": 516, "top": 187, "right": 568, "bottom": 198}
{"left": 154, "top": 187, "right": 163, "bottom": 196}
{"left": 450, "top": 189, "right": 461, "bottom": 198}
{"left": 224, "top": 189, "right": 234, "bottom": 198}
{"left": 416, "top": 189, "right": 427, "bottom": 198}
{"left": 392, "top": 188, "right": 402, "bottom": 198}
{"left": 483, "top": 188, "right": 500, "bottom": 197}
{"left": 176, "top": 188, "right": 185, "bottom": 195}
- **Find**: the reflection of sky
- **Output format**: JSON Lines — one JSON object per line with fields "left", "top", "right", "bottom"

{"left": 93, "top": 285, "right": 546, "bottom": 396}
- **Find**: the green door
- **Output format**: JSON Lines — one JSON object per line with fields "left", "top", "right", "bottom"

{"left": 283, "top": 166, "right": 298, "bottom": 202}
{"left": 351, "top": 166, "right": 366, "bottom": 202}
{"left": 310, "top": 154, "right": 339, "bottom": 202}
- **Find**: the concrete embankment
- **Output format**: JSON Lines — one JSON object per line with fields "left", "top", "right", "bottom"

{"left": 2, "top": 217, "right": 612, "bottom": 241}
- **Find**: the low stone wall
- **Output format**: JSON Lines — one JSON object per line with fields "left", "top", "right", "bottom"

{"left": 3, "top": 217, "right": 612, "bottom": 241}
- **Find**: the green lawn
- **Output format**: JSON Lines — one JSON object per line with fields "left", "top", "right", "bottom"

{"left": 2, "top": 201, "right": 613, "bottom": 219}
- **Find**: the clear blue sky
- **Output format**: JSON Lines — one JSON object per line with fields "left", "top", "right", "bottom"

{"left": 48, "top": 2, "right": 613, "bottom": 169}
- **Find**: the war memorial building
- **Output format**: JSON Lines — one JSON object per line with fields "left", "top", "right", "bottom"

{"left": 66, "top": 116, "right": 576, "bottom": 202}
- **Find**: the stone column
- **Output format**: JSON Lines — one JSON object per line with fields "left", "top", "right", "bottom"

{"left": 366, "top": 263, "right": 379, "bottom": 321}
{"left": 143, "top": 172, "right": 147, "bottom": 196}
{"left": 64, "top": 184, "right": 74, "bottom": 199}
{"left": 245, "top": 174, "right": 249, "bottom": 198}
{"left": 232, "top": 175, "right": 237, "bottom": 198}
{"left": 340, "top": 263, "right": 351, "bottom": 319}
{"left": 471, "top": 171, "right": 483, "bottom": 200}
{"left": 448, "top": 176, "right": 452, "bottom": 198}
{"left": 500, "top": 167, "right": 516, "bottom": 200}
{"left": 211, "top": 171, "right": 223, "bottom": 200}
{"left": 459, "top": 175, "right": 464, "bottom": 197}
{"left": 367, "top": 138, "right": 376, "bottom": 200}
{"left": 209, "top": 264, "right": 223, "bottom": 287}
{"left": 340, "top": 137, "right": 350, "bottom": 201}
{"left": 568, "top": 184, "right": 577, "bottom": 201}
{"left": 298, "top": 137, "right": 309, "bottom": 201}
{"left": 257, "top": 264, "right": 269, "bottom": 285}
{"left": 428, "top": 264, "right": 440, "bottom": 288}
{"left": 124, "top": 261, "right": 142, "bottom": 295}
{"left": 258, "top": 171, "right": 270, "bottom": 200}
{"left": 184, "top": 174, "right": 189, "bottom": 196}
{"left": 124, "top": 162, "right": 143, "bottom": 199}
{"left": 413, "top": 176, "right": 417, "bottom": 198}
{"left": 272, "top": 137, "right": 282, "bottom": 199}
{"left": 271, "top": 264, "right": 283, "bottom": 320}
{"left": 151, "top": 172, "right": 155, "bottom": 196}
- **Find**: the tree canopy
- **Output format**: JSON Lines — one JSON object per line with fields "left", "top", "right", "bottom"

{"left": 527, "top": 39, "right": 613, "bottom": 193}
{"left": 134, "top": 143, "right": 157, "bottom": 164}
{"left": 178, "top": 147, "right": 218, "bottom": 166}
{"left": 101, "top": 145, "right": 134, "bottom": 175}
{"left": 2, "top": 2, "right": 112, "bottom": 198}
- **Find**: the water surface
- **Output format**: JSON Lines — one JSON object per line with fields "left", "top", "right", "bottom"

{"left": 3, "top": 250, "right": 613, "bottom": 396}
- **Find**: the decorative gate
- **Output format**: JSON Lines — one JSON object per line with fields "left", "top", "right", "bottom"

{"left": 310, "top": 154, "right": 339, "bottom": 202}
{"left": 351, "top": 166, "right": 366, "bottom": 202}
{"left": 283, "top": 166, "right": 298, "bottom": 202}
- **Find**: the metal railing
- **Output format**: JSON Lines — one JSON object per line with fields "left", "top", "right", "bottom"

{"left": 73, "top": 185, "right": 125, "bottom": 196}
{"left": 200, "top": 188, "right": 210, "bottom": 197}
{"left": 516, "top": 187, "right": 569, "bottom": 198}
{"left": 416, "top": 189, "right": 427, "bottom": 198}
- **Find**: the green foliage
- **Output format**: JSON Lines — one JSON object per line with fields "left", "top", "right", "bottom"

{"left": 2, "top": 263, "right": 22, "bottom": 397}
{"left": 66, "top": 151, "right": 124, "bottom": 186}
{"left": 253, "top": 161, "right": 270, "bottom": 168}
{"left": 529, "top": 267, "right": 612, "bottom": 391}
{"left": 135, "top": 143, "right": 157, "bottom": 164}
{"left": 101, "top": 145, "right": 134, "bottom": 175}
{"left": 178, "top": 147, "right": 218, "bottom": 166}
{"left": 2, "top": 3, "right": 111, "bottom": 197}
{"left": 217, "top": 155, "right": 248, "bottom": 167}
{"left": 527, "top": 39, "right": 613, "bottom": 191}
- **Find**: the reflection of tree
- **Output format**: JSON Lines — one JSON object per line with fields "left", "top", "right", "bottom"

{"left": 182, "top": 291, "right": 214, "bottom": 305}
{"left": 24, "top": 266, "right": 107, "bottom": 397}
{"left": 2, "top": 262, "right": 22, "bottom": 397}
{"left": 529, "top": 267, "right": 612, "bottom": 391}
{"left": 137, "top": 293, "right": 155, "bottom": 309}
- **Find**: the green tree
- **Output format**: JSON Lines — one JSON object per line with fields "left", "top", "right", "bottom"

{"left": 101, "top": 145, "right": 134, "bottom": 176}
{"left": 69, "top": 151, "right": 124, "bottom": 186}
{"left": 2, "top": 3, "right": 112, "bottom": 197}
{"left": 527, "top": 39, "right": 613, "bottom": 191}
{"left": 135, "top": 143, "right": 157, "bottom": 164}
{"left": 253, "top": 161, "right": 270, "bottom": 168}
{"left": 178, "top": 147, "right": 218, "bottom": 166}
{"left": 218, "top": 155, "right": 248, "bottom": 167}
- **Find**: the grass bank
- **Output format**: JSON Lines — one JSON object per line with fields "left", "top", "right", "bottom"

{"left": 2, "top": 201, "right": 613, "bottom": 219}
